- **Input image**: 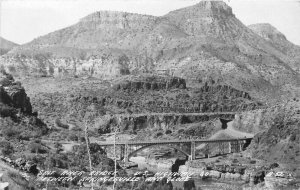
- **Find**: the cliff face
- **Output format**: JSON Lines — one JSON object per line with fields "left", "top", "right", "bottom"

{"left": 1, "top": 1, "right": 300, "bottom": 99}
{"left": 79, "top": 11, "right": 157, "bottom": 30}
{"left": 95, "top": 114, "right": 231, "bottom": 133}
{"left": 0, "top": 71, "right": 48, "bottom": 139}
{"left": 244, "top": 101, "right": 300, "bottom": 169}
{"left": 163, "top": 1, "right": 235, "bottom": 37}
{"left": 0, "top": 73, "right": 32, "bottom": 114}
{"left": 112, "top": 76, "right": 186, "bottom": 91}
{"left": 248, "top": 116, "right": 300, "bottom": 166}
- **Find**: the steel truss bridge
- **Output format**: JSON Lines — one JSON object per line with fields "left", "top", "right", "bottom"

{"left": 98, "top": 138, "right": 253, "bottom": 162}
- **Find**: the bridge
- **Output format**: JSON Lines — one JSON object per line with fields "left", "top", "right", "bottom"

{"left": 97, "top": 138, "right": 253, "bottom": 163}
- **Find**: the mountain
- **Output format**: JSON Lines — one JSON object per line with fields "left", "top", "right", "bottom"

{"left": 249, "top": 23, "right": 300, "bottom": 73}
{"left": 0, "top": 37, "right": 18, "bottom": 55}
{"left": 0, "top": 1, "right": 300, "bottom": 100}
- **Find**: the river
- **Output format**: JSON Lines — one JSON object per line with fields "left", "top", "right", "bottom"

{"left": 127, "top": 156, "right": 246, "bottom": 190}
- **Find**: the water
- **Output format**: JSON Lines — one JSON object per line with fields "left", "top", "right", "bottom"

{"left": 128, "top": 156, "right": 246, "bottom": 190}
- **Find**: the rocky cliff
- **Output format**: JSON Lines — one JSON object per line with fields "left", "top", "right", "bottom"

{"left": 247, "top": 109, "right": 300, "bottom": 167}
{"left": 0, "top": 72, "right": 32, "bottom": 114}
{"left": 0, "top": 70, "right": 47, "bottom": 139}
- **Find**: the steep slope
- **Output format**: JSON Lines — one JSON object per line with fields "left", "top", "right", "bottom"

{"left": 247, "top": 102, "right": 300, "bottom": 172}
{"left": 0, "top": 71, "right": 48, "bottom": 139}
{"left": 249, "top": 23, "right": 300, "bottom": 72}
{"left": 161, "top": 2, "right": 299, "bottom": 91}
{"left": 0, "top": 37, "right": 18, "bottom": 55}
{"left": 1, "top": 1, "right": 300, "bottom": 99}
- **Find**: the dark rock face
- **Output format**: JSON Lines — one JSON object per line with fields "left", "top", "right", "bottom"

{"left": 5, "top": 86, "right": 32, "bottom": 114}
{"left": 199, "top": 84, "right": 251, "bottom": 99}
{"left": 101, "top": 114, "right": 233, "bottom": 133}
{"left": 0, "top": 86, "right": 12, "bottom": 105}
{"left": 248, "top": 118, "right": 300, "bottom": 165}
{"left": 0, "top": 73, "right": 32, "bottom": 114}
{"left": 113, "top": 76, "right": 186, "bottom": 91}
{"left": 210, "top": 164, "right": 246, "bottom": 175}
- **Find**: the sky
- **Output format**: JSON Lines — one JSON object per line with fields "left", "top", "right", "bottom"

{"left": 0, "top": 0, "right": 300, "bottom": 45}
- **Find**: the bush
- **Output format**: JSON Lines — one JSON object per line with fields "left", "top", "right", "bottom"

{"left": 155, "top": 132, "right": 163, "bottom": 138}
{"left": 0, "top": 140, "right": 14, "bottom": 156}
{"left": 54, "top": 118, "right": 69, "bottom": 129}
{"left": 0, "top": 104, "right": 16, "bottom": 117}
{"left": 2, "top": 127, "right": 21, "bottom": 139}
{"left": 183, "top": 179, "right": 196, "bottom": 190}
{"left": 29, "top": 142, "right": 47, "bottom": 154}
{"left": 68, "top": 134, "right": 78, "bottom": 141}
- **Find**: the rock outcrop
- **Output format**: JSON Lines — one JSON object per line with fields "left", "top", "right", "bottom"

{"left": 0, "top": 70, "right": 47, "bottom": 139}
{"left": 95, "top": 114, "right": 231, "bottom": 133}
{"left": 0, "top": 72, "right": 32, "bottom": 114}
{"left": 113, "top": 76, "right": 186, "bottom": 91}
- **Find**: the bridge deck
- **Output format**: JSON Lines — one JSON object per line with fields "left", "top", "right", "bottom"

{"left": 97, "top": 138, "right": 252, "bottom": 146}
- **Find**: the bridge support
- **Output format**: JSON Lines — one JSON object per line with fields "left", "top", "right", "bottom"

{"left": 229, "top": 140, "right": 241, "bottom": 153}
{"left": 120, "top": 145, "right": 125, "bottom": 161}
{"left": 204, "top": 143, "right": 210, "bottom": 158}
{"left": 190, "top": 141, "right": 195, "bottom": 160}
{"left": 219, "top": 142, "right": 225, "bottom": 155}
{"left": 123, "top": 143, "right": 129, "bottom": 163}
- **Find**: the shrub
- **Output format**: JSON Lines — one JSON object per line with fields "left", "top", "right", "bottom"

{"left": 68, "top": 134, "right": 78, "bottom": 141}
{"left": 54, "top": 118, "right": 69, "bottom": 129}
{"left": 29, "top": 142, "right": 47, "bottom": 154}
{"left": 155, "top": 132, "right": 163, "bottom": 138}
{"left": 0, "top": 140, "right": 14, "bottom": 156}
{"left": 0, "top": 104, "right": 16, "bottom": 117}
{"left": 2, "top": 127, "right": 21, "bottom": 139}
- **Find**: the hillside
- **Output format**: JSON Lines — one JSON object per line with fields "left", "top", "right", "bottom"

{"left": 0, "top": 1, "right": 299, "bottom": 100}
{"left": 0, "top": 37, "right": 18, "bottom": 55}
{"left": 249, "top": 23, "right": 300, "bottom": 73}
{"left": 247, "top": 102, "right": 300, "bottom": 175}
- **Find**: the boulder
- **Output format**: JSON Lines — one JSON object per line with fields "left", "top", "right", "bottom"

{"left": 0, "top": 182, "right": 9, "bottom": 190}
{"left": 209, "top": 170, "right": 221, "bottom": 179}
{"left": 231, "top": 173, "right": 241, "bottom": 181}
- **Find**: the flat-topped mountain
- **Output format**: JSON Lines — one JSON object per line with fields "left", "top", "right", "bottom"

{"left": 0, "top": 37, "right": 18, "bottom": 55}
{"left": 1, "top": 1, "right": 300, "bottom": 99}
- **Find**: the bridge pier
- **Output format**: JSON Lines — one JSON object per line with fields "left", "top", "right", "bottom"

{"left": 219, "top": 142, "right": 225, "bottom": 155}
{"left": 120, "top": 145, "right": 125, "bottom": 161}
{"left": 190, "top": 141, "right": 195, "bottom": 160}
{"left": 124, "top": 143, "right": 129, "bottom": 163}
{"left": 204, "top": 143, "right": 210, "bottom": 158}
